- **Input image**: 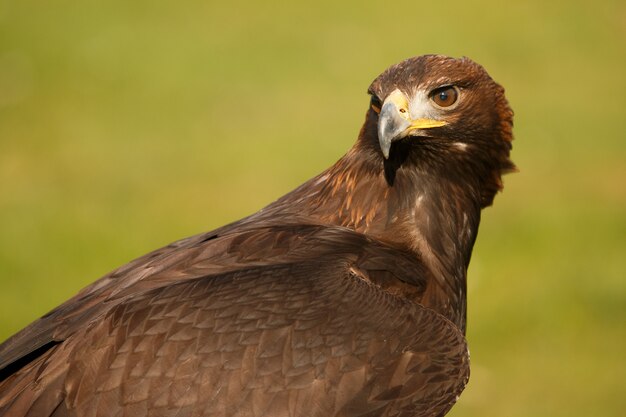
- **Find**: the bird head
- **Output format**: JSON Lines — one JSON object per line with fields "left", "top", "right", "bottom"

{"left": 365, "top": 55, "right": 515, "bottom": 206}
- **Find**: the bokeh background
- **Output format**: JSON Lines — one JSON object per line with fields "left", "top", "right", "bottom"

{"left": 1, "top": 0, "right": 624, "bottom": 415}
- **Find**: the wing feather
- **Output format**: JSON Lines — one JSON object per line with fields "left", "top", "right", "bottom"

{"left": 0, "top": 225, "right": 467, "bottom": 417}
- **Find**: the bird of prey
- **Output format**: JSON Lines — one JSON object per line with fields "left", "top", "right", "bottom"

{"left": 0, "top": 54, "right": 515, "bottom": 417}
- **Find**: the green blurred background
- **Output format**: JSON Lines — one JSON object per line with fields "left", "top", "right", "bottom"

{"left": 1, "top": 0, "right": 624, "bottom": 415}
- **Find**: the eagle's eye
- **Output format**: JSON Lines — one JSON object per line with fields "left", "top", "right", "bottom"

{"left": 430, "top": 86, "right": 459, "bottom": 108}
{"left": 370, "top": 95, "right": 382, "bottom": 113}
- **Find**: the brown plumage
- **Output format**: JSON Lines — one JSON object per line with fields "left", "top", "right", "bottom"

{"left": 0, "top": 55, "right": 514, "bottom": 417}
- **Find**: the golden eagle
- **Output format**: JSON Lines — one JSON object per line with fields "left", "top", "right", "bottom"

{"left": 0, "top": 55, "right": 515, "bottom": 417}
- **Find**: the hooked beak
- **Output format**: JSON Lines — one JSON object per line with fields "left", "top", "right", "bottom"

{"left": 377, "top": 89, "right": 448, "bottom": 159}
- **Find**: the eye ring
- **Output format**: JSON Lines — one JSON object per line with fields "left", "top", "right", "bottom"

{"left": 430, "top": 85, "right": 460, "bottom": 108}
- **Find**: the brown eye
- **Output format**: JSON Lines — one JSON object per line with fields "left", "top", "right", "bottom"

{"left": 370, "top": 95, "right": 382, "bottom": 113}
{"left": 430, "top": 86, "right": 459, "bottom": 108}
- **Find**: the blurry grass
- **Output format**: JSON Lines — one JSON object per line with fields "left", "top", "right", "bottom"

{"left": 1, "top": 0, "right": 625, "bottom": 416}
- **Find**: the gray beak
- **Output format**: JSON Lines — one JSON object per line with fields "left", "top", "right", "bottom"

{"left": 377, "top": 100, "right": 412, "bottom": 159}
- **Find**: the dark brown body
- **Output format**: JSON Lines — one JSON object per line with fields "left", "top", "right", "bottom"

{"left": 0, "top": 55, "right": 514, "bottom": 417}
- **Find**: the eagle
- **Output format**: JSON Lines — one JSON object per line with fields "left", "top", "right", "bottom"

{"left": 0, "top": 54, "right": 514, "bottom": 417}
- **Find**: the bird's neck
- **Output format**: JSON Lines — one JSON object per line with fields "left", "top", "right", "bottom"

{"left": 270, "top": 141, "right": 482, "bottom": 330}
